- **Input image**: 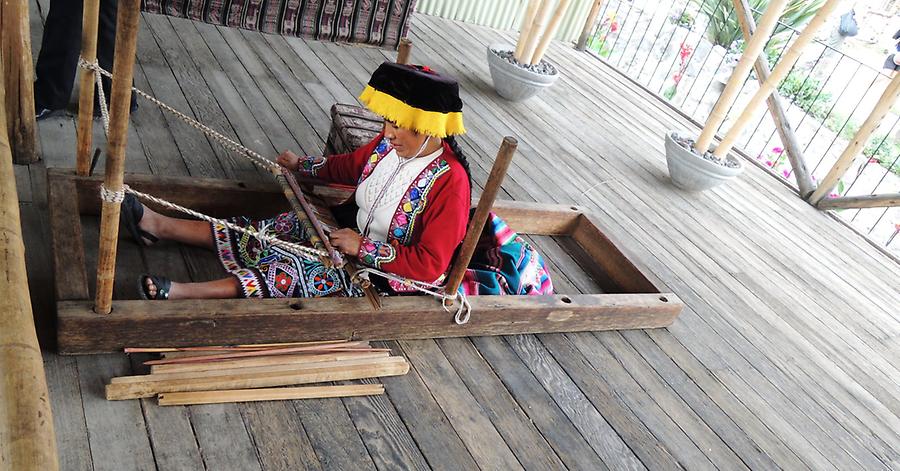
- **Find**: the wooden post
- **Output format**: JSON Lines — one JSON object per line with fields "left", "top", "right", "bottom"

{"left": 0, "top": 56, "right": 59, "bottom": 471}
{"left": 575, "top": 0, "right": 604, "bottom": 51}
{"left": 817, "top": 193, "right": 900, "bottom": 210}
{"left": 529, "top": 0, "right": 572, "bottom": 65}
{"left": 695, "top": 0, "right": 788, "bottom": 154}
{"left": 809, "top": 72, "right": 900, "bottom": 205}
{"left": 0, "top": 0, "right": 38, "bottom": 164}
{"left": 514, "top": 0, "right": 541, "bottom": 63}
{"left": 444, "top": 137, "right": 517, "bottom": 297}
{"left": 396, "top": 38, "right": 412, "bottom": 65}
{"left": 520, "top": 0, "right": 554, "bottom": 66}
{"left": 714, "top": 0, "right": 840, "bottom": 161}
{"left": 94, "top": 0, "right": 141, "bottom": 314}
{"left": 76, "top": 0, "right": 102, "bottom": 175}
{"left": 732, "top": 0, "right": 816, "bottom": 197}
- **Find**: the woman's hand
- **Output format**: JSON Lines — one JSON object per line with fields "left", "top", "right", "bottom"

{"left": 276, "top": 150, "right": 301, "bottom": 171}
{"left": 329, "top": 228, "right": 362, "bottom": 256}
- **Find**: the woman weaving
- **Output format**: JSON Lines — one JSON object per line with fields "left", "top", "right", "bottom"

{"left": 130, "top": 62, "right": 552, "bottom": 300}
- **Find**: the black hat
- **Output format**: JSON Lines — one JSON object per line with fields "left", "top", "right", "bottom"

{"left": 359, "top": 62, "right": 465, "bottom": 138}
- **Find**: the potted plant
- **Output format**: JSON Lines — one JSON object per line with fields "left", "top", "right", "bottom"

{"left": 487, "top": 0, "right": 572, "bottom": 101}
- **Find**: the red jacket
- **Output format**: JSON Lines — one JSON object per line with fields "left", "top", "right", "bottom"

{"left": 298, "top": 133, "right": 471, "bottom": 285}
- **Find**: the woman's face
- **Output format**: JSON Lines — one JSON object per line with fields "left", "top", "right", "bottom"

{"left": 383, "top": 120, "right": 428, "bottom": 158}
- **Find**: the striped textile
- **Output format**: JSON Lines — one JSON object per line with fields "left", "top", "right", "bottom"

{"left": 140, "top": 0, "right": 417, "bottom": 48}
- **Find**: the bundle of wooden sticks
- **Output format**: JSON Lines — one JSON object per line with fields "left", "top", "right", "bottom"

{"left": 105, "top": 340, "right": 409, "bottom": 405}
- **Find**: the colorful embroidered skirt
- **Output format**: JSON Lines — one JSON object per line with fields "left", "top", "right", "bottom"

{"left": 212, "top": 211, "right": 363, "bottom": 298}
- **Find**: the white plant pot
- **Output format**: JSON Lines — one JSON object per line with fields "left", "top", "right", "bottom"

{"left": 665, "top": 131, "right": 744, "bottom": 191}
{"left": 486, "top": 43, "right": 559, "bottom": 102}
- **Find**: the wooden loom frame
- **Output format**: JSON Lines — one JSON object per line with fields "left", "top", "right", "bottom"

{"left": 52, "top": 0, "right": 683, "bottom": 354}
{"left": 50, "top": 169, "right": 683, "bottom": 354}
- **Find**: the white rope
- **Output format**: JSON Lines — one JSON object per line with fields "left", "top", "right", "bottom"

{"left": 122, "top": 185, "right": 330, "bottom": 261}
{"left": 78, "top": 59, "right": 279, "bottom": 174}
{"left": 99, "top": 184, "right": 126, "bottom": 204}
{"left": 94, "top": 67, "right": 111, "bottom": 136}
{"left": 352, "top": 267, "right": 473, "bottom": 324}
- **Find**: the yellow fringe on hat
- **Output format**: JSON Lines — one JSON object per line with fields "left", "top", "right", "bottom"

{"left": 359, "top": 85, "right": 465, "bottom": 138}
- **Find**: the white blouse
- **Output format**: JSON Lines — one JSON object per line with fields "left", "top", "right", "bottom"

{"left": 355, "top": 147, "right": 443, "bottom": 242}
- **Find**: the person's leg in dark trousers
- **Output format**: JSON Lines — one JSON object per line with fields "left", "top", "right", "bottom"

{"left": 34, "top": 0, "right": 84, "bottom": 112}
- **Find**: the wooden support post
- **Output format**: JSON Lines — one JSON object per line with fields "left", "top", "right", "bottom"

{"left": 94, "top": 0, "right": 141, "bottom": 314}
{"left": 816, "top": 193, "right": 900, "bottom": 210}
{"left": 520, "top": 0, "right": 553, "bottom": 65}
{"left": 76, "top": 0, "right": 101, "bottom": 175}
{"left": 731, "top": 0, "right": 816, "bottom": 197}
{"left": 715, "top": 0, "right": 838, "bottom": 159}
{"left": 809, "top": 71, "right": 900, "bottom": 205}
{"left": 0, "top": 0, "right": 38, "bottom": 164}
{"left": 444, "top": 137, "right": 517, "bottom": 297}
{"left": 575, "top": 0, "right": 604, "bottom": 51}
{"left": 529, "top": 0, "right": 572, "bottom": 65}
{"left": 0, "top": 58, "right": 58, "bottom": 470}
{"left": 396, "top": 38, "right": 412, "bottom": 65}
{"left": 695, "top": 0, "right": 788, "bottom": 154}
{"left": 514, "top": 0, "right": 541, "bottom": 62}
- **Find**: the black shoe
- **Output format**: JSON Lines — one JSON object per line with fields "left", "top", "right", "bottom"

{"left": 35, "top": 107, "right": 64, "bottom": 121}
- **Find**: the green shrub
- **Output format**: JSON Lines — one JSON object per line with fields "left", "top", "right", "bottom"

{"left": 863, "top": 134, "right": 900, "bottom": 176}
{"left": 693, "top": 0, "right": 826, "bottom": 48}
{"left": 778, "top": 70, "right": 832, "bottom": 120}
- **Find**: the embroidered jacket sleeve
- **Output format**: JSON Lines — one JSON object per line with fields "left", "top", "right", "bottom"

{"left": 356, "top": 160, "right": 470, "bottom": 282}
{"left": 295, "top": 133, "right": 384, "bottom": 185}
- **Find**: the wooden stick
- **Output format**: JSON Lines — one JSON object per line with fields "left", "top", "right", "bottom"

{"left": 816, "top": 193, "right": 900, "bottom": 210}
{"left": 0, "top": 57, "right": 59, "bottom": 469}
{"left": 152, "top": 351, "right": 390, "bottom": 374}
{"left": 280, "top": 166, "right": 342, "bottom": 266}
{"left": 106, "top": 357, "right": 410, "bottom": 400}
{"left": 1, "top": 0, "right": 38, "bottom": 164}
{"left": 126, "top": 339, "right": 351, "bottom": 353}
{"left": 731, "top": 0, "right": 816, "bottom": 197}
{"left": 694, "top": 0, "right": 788, "bottom": 154}
{"left": 396, "top": 38, "right": 412, "bottom": 65}
{"left": 520, "top": 0, "right": 554, "bottom": 65}
{"left": 76, "top": 0, "right": 101, "bottom": 175}
{"left": 94, "top": 0, "right": 141, "bottom": 315}
{"left": 144, "top": 341, "right": 368, "bottom": 365}
{"left": 576, "top": 0, "right": 605, "bottom": 51}
{"left": 514, "top": 0, "right": 541, "bottom": 62}
{"left": 714, "top": 0, "right": 840, "bottom": 160}
{"left": 444, "top": 137, "right": 517, "bottom": 297}
{"left": 158, "top": 384, "right": 385, "bottom": 406}
{"left": 529, "top": 0, "right": 572, "bottom": 65}
{"left": 809, "top": 71, "right": 900, "bottom": 205}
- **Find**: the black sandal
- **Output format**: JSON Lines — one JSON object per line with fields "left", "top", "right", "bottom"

{"left": 121, "top": 193, "right": 159, "bottom": 247}
{"left": 139, "top": 274, "right": 171, "bottom": 300}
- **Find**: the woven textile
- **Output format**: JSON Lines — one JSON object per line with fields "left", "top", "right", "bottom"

{"left": 141, "top": 0, "right": 417, "bottom": 48}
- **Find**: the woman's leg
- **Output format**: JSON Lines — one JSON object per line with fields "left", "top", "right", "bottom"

{"left": 143, "top": 276, "right": 240, "bottom": 299}
{"left": 140, "top": 204, "right": 214, "bottom": 249}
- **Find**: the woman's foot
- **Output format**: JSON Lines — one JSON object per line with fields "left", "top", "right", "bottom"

{"left": 139, "top": 274, "right": 174, "bottom": 300}
{"left": 121, "top": 194, "right": 161, "bottom": 246}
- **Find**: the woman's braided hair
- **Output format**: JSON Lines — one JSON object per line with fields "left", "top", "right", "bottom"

{"left": 443, "top": 135, "right": 472, "bottom": 191}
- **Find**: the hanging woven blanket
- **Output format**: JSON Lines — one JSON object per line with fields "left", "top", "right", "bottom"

{"left": 140, "top": 0, "right": 417, "bottom": 48}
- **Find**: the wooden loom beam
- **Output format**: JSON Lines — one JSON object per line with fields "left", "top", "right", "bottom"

{"left": 76, "top": 0, "right": 101, "bottom": 175}
{"left": 93, "top": 0, "right": 141, "bottom": 314}
{"left": 0, "top": 0, "right": 38, "bottom": 164}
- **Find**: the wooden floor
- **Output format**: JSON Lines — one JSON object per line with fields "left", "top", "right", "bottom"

{"left": 18, "top": 2, "right": 900, "bottom": 469}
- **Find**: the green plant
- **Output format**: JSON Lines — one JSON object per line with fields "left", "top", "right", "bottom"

{"left": 825, "top": 112, "right": 860, "bottom": 140}
{"left": 863, "top": 134, "right": 900, "bottom": 176}
{"left": 693, "top": 0, "right": 826, "bottom": 48}
{"left": 671, "top": 11, "right": 695, "bottom": 28}
{"left": 778, "top": 70, "right": 831, "bottom": 119}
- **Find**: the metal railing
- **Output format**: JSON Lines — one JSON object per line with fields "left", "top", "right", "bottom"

{"left": 583, "top": 0, "right": 900, "bottom": 254}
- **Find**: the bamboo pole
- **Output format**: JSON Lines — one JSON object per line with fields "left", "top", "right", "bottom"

{"left": 714, "top": 0, "right": 840, "bottom": 161}
{"left": 0, "top": 0, "right": 38, "bottom": 164}
{"left": 76, "top": 0, "right": 101, "bottom": 175}
{"left": 396, "top": 38, "right": 412, "bottom": 65}
{"left": 158, "top": 384, "right": 385, "bottom": 406}
{"left": 816, "top": 193, "right": 900, "bottom": 210}
{"left": 529, "top": 0, "right": 572, "bottom": 65}
{"left": 0, "top": 57, "right": 59, "bottom": 470}
{"left": 520, "top": 0, "right": 554, "bottom": 65}
{"left": 444, "top": 137, "right": 517, "bottom": 297}
{"left": 575, "top": 0, "right": 605, "bottom": 51}
{"left": 694, "top": 0, "right": 788, "bottom": 154}
{"left": 94, "top": 0, "right": 141, "bottom": 314}
{"left": 514, "top": 0, "right": 541, "bottom": 63}
{"left": 732, "top": 0, "right": 816, "bottom": 197}
{"left": 809, "top": 71, "right": 900, "bottom": 205}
